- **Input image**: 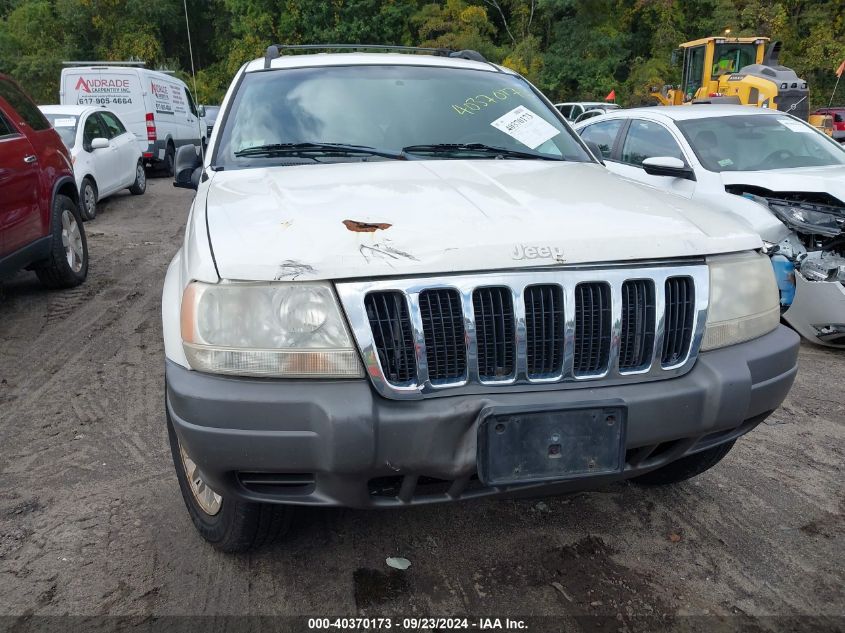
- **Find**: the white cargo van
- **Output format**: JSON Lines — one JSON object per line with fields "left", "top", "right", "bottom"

{"left": 60, "top": 63, "right": 205, "bottom": 174}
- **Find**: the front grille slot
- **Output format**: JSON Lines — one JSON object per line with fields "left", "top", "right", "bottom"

{"left": 662, "top": 276, "right": 695, "bottom": 366}
{"left": 419, "top": 289, "right": 466, "bottom": 382}
{"left": 524, "top": 284, "right": 564, "bottom": 378}
{"left": 338, "top": 264, "right": 706, "bottom": 399}
{"left": 472, "top": 287, "right": 515, "bottom": 380}
{"left": 365, "top": 292, "right": 416, "bottom": 384}
{"left": 619, "top": 280, "right": 655, "bottom": 371}
{"left": 574, "top": 282, "right": 611, "bottom": 375}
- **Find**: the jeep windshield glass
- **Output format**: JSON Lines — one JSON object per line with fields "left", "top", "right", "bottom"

{"left": 213, "top": 65, "right": 590, "bottom": 169}
{"left": 42, "top": 113, "right": 78, "bottom": 148}
{"left": 677, "top": 114, "right": 845, "bottom": 172}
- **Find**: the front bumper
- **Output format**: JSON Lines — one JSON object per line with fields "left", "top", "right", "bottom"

{"left": 783, "top": 275, "right": 845, "bottom": 348}
{"left": 166, "top": 326, "right": 799, "bottom": 508}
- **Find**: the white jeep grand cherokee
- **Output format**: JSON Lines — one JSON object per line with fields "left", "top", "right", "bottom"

{"left": 162, "top": 45, "right": 799, "bottom": 552}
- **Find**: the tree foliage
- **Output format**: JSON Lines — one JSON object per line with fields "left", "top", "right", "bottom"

{"left": 0, "top": 0, "right": 843, "bottom": 108}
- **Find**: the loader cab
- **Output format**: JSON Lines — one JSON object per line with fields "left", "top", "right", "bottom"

{"left": 679, "top": 37, "right": 766, "bottom": 101}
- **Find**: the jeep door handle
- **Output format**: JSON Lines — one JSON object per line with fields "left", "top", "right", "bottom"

{"left": 24, "top": 155, "right": 37, "bottom": 164}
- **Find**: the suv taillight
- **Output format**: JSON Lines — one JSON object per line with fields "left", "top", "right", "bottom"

{"left": 146, "top": 113, "right": 157, "bottom": 141}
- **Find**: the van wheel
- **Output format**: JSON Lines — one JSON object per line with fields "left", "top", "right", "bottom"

{"left": 35, "top": 194, "right": 88, "bottom": 289}
{"left": 161, "top": 143, "right": 175, "bottom": 177}
{"left": 631, "top": 440, "right": 736, "bottom": 486}
{"left": 80, "top": 177, "right": 97, "bottom": 220}
{"left": 129, "top": 160, "right": 146, "bottom": 195}
{"left": 166, "top": 407, "right": 292, "bottom": 552}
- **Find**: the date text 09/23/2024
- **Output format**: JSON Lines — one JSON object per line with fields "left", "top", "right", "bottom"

{"left": 308, "top": 617, "right": 528, "bottom": 630}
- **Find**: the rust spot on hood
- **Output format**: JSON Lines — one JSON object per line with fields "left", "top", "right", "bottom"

{"left": 343, "top": 219, "right": 392, "bottom": 233}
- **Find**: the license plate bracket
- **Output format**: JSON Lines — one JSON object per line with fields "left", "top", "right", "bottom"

{"left": 477, "top": 403, "right": 626, "bottom": 486}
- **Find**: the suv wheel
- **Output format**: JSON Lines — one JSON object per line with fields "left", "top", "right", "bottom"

{"left": 35, "top": 194, "right": 88, "bottom": 289}
{"left": 80, "top": 177, "right": 97, "bottom": 220}
{"left": 631, "top": 440, "right": 736, "bottom": 486}
{"left": 129, "top": 160, "right": 146, "bottom": 195}
{"left": 167, "top": 408, "right": 292, "bottom": 552}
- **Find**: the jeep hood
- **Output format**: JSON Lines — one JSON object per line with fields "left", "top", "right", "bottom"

{"left": 720, "top": 165, "right": 845, "bottom": 203}
{"left": 204, "top": 160, "right": 760, "bottom": 281}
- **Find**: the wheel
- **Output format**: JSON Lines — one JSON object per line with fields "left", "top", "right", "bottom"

{"left": 161, "top": 142, "right": 175, "bottom": 177}
{"left": 34, "top": 194, "right": 88, "bottom": 289}
{"left": 80, "top": 177, "right": 97, "bottom": 221}
{"left": 129, "top": 160, "right": 146, "bottom": 195}
{"left": 166, "top": 407, "right": 292, "bottom": 552}
{"left": 631, "top": 440, "right": 736, "bottom": 486}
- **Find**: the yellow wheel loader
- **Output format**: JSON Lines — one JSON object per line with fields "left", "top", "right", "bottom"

{"left": 652, "top": 37, "right": 810, "bottom": 120}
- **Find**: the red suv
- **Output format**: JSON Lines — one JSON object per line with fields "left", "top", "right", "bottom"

{"left": 813, "top": 107, "right": 845, "bottom": 143}
{"left": 0, "top": 74, "right": 88, "bottom": 288}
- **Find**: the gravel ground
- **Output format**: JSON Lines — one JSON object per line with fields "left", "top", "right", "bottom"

{"left": 0, "top": 179, "right": 843, "bottom": 632}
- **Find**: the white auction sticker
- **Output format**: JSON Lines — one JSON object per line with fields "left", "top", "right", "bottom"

{"left": 490, "top": 105, "right": 560, "bottom": 149}
{"left": 53, "top": 118, "right": 77, "bottom": 127}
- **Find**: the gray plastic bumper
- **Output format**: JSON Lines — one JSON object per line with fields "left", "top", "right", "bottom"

{"left": 165, "top": 325, "right": 799, "bottom": 508}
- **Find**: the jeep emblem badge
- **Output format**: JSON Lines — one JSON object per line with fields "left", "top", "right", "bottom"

{"left": 511, "top": 244, "right": 565, "bottom": 261}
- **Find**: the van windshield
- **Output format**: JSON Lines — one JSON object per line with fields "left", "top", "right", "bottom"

{"left": 43, "top": 113, "right": 79, "bottom": 148}
{"left": 213, "top": 65, "right": 590, "bottom": 169}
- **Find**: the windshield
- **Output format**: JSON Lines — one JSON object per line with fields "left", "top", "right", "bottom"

{"left": 43, "top": 113, "right": 78, "bottom": 148}
{"left": 214, "top": 65, "right": 590, "bottom": 169}
{"left": 711, "top": 43, "right": 757, "bottom": 79}
{"left": 677, "top": 114, "right": 845, "bottom": 172}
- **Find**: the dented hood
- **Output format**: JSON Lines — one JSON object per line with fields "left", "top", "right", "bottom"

{"left": 205, "top": 160, "right": 760, "bottom": 281}
{"left": 720, "top": 165, "right": 845, "bottom": 203}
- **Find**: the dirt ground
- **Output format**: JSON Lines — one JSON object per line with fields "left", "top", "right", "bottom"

{"left": 0, "top": 179, "right": 843, "bottom": 632}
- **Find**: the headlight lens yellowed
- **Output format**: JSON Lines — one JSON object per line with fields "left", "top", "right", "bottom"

{"left": 702, "top": 252, "right": 780, "bottom": 351}
{"left": 181, "top": 281, "right": 363, "bottom": 378}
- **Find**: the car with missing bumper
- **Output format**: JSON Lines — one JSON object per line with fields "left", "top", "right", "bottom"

{"left": 575, "top": 106, "right": 845, "bottom": 348}
{"left": 162, "top": 45, "right": 799, "bottom": 552}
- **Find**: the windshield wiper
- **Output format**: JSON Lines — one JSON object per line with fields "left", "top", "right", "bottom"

{"left": 402, "top": 143, "right": 565, "bottom": 161}
{"left": 234, "top": 142, "right": 405, "bottom": 160}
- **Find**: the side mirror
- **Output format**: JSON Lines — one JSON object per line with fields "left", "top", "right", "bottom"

{"left": 642, "top": 156, "right": 696, "bottom": 181}
{"left": 174, "top": 144, "right": 202, "bottom": 190}
{"left": 91, "top": 137, "right": 109, "bottom": 150}
{"left": 197, "top": 105, "right": 206, "bottom": 118}
{"left": 584, "top": 140, "right": 606, "bottom": 165}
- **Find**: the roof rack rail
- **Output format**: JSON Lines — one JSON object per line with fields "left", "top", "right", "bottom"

{"left": 62, "top": 60, "right": 146, "bottom": 67}
{"left": 263, "top": 44, "right": 487, "bottom": 69}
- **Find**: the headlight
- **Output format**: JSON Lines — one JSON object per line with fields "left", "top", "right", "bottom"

{"left": 180, "top": 281, "right": 364, "bottom": 378}
{"left": 701, "top": 251, "right": 780, "bottom": 351}
{"left": 767, "top": 200, "right": 843, "bottom": 238}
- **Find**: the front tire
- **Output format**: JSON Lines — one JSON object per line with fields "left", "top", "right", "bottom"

{"left": 129, "top": 160, "right": 146, "bottom": 195}
{"left": 166, "top": 407, "right": 292, "bottom": 552}
{"left": 80, "top": 177, "right": 97, "bottom": 221}
{"left": 631, "top": 440, "right": 736, "bottom": 486}
{"left": 34, "top": 194, "right": 88, "bottom": 289}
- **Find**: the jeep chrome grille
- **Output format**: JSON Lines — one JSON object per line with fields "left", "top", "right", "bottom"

{"left": 337, "top": 265, "right": 709, "bottom": 400}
